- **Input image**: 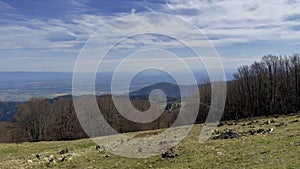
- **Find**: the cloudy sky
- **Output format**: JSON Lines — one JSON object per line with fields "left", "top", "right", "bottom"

{"left": 1, "top": 0, "right": 300, "bottom": 72}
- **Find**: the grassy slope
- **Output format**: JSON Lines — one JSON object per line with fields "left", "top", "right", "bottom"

{"left": 0, "top": 115, "right": 299, "bottom": 169}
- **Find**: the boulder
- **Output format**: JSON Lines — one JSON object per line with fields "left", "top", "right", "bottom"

{"left": 59, "top": 149, "right": 69, "bottom": 155}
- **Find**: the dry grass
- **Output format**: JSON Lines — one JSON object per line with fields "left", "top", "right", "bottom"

{"left": 0, "top": 115, "right": 299, "bottom": 169}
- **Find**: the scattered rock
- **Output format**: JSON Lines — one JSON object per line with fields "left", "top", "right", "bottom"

{"left": 27, "top": 160, "right": 33, "bottom": 163}
{"left": 59, "top": 156, "right": 67, "bottom": 162}
{"left": 265, "top": 121, "right": 271, "bottom": 125}
{"left": 257, "top": 128, "right": 265, "bottom": 134}
{"left": 266, "top": 128, "right": 274, "bottom": 133}
{"left": 96, "top": 145, "right": 101, "bottom": 150}
{"left": 36, "top": 153, "right": 41, "bottom": 160}
{"left": 248, "top": 129, "right": 257, "bottom": 135}
{"left": 104, "top": 154, "right": 110, "bottom": 158}
{"left": 161, "top": 148, "right": 179, "bottom": 158}
{"left": 241, "top": 123, "right": 246, "bottom": 126}
{"left": 49, "top": 155, "right": 54, "bottom": 161}
{"left": 212, "top": 130, "right": 242, "bottom": 140}
{"left": 270, "top": 119, "right": 276, "bottom": 123}
{"left": 47, "top": 158, "right": 56, "bottom": 168}
{"left": 291, "top": 119, "right": 299, "bottom": 123}
{"left": 138, "top": 147, "right": 143, "bottom": 153}
{"left": 255, "top": 128, "right": 273, "bottom": 134}
{"left": 159, "top": 141, "right": 167, "bottom": 145}
{"left": 59, "top": 149, "right": 69, "bottom": 155}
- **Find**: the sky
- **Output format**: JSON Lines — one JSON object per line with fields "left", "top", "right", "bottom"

{"left": 1, "top": 0, "right": 300, "bottom": 72}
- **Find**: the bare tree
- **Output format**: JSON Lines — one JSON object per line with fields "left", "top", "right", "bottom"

{"left": 13, "top": 98, "right": 50, "bottom": 142}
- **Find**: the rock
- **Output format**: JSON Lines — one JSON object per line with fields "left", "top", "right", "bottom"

{"left": 266, "top": 128, "right": 274, "bottom": 133}
{"left": 104, "top": 154, "right": 110, "bottom": 158}
{"left": 59, "top": 156, "right": 70, "bottom": 162}
{"left": 291, "top": 119, "right": 299, "bottom": 123}
{"left": 47, "top": 159, "right": 56, "bottom": 167}
{"left": 249, "top": 129, "right": 257, "bottom": 135}
{"left": 241, "top": 123, "right": 246, "bottom": 126}
{"left": 60, "top": 149, "right": 69, "bottom": 155}
{"left": 36, "top": 153, "right": 41, "bottom": 160}
{"left": 159, "top": 141, "right": 167, "bottom": 145}
{"left": 96, "top": 145, "right": 101, "bottom": 150}
{"left": 49, "top": 155, "right": 54, "bottom": 161}
{"left": 265, "top": 121, "right": 271, "bottom": 125}
{"left": 27, "top": 160, "right": 33, "bottom": 163}
{"left": 274, "top": 114, "right": 280, "bottom": 118}
{"left": 256, "top": 128, "right": 265, "bottom": 134}
{"left": 138, "top": 147, "right": 143, "bottom": 153}
{"left": 212, "top": 130, "right": 242, "bottom": 140}
{"left": 216, "top": 151, "right": 225, "bottom": 156}
{"left": 161, "top": 148, "right": 179, "bottom": 158}
{"left": 256, "top": 128, "right": 273, "bottom": 134}
{"left": 270, "top": 119, "right": 276, "bottom": 123}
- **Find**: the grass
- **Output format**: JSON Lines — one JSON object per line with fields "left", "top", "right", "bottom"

{"left": 0, "top": 115, "right": 299, "bottom": 169}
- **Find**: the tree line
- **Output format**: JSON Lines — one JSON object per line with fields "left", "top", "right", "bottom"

{"left": 199, "top": 54, "right": 300, "bottom": 121}
{"left": 10, "top": 96, "right": 181, "bottom": 142}
{"left": 6, "top": 53, "right": 300, "bottom": 142}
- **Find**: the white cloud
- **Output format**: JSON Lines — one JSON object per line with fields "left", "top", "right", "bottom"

{"left": 1, "top": 0, "right": 300, "bottom": 71}
{"left": 165, "top": 0, "right": 300, "bottom": 46}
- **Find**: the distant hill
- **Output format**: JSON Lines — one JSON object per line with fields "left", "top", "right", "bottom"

{"left": 0, "top": 102, "right": 21, "bottom": 121}
{"left": 0, "top": 82, "right": 199, "bottom": 122}
{"left": 129, "top": 82, "right": 199, "bottom": 101}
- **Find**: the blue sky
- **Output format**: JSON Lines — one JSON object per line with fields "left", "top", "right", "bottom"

{"left": 1, "top": 0, "right": 300, "bottom": 72}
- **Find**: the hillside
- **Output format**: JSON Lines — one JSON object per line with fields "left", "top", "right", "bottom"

{"left": 0, "top": 114, "right": 299, "bottom": 169}
{"left": 129, "top": 82, "right": 198, "bottom": 101}
{"left": 0, "top": 102, "right": 21, "bottom": 121}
